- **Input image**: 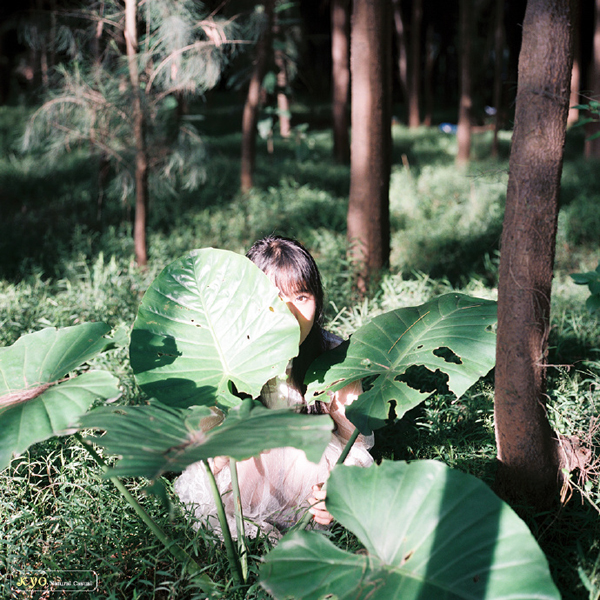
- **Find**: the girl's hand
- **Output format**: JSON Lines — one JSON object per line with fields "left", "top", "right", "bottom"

{"left": 308, "top": 483, "right": 333, "bottom": 526}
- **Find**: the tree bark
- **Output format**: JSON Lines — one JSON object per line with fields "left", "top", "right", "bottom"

{"left": 407, "top": 0, "right": 422, "bottom": 128}
{"left": 125, "top": 0, "right": 148, "bottom": 266}
{"left": 240, "top": 0, "right": 275, "bottom": 193}
{"left": 456, "top": 0, "right": 472, "bottom": 165}
{"left": 494, "top": 0, "right": 573, "bottom": 510}
{"left": 347, "top": 0, "right": 391, "bottom": 294}
{"left": 331, "top": 0, "right": 350, "bottom": 164}
{"left": 585, "top": 0, "right": 600, "bottom": 158}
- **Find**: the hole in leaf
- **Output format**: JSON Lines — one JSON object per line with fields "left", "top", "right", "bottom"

{"left": 396, "top": 365, "right": 450, "bottom": 394}
{"left": 387, "top": 399, "right": 397, "bottom": 423}
{"left": 433, "top": 346, "right": 462, "bottom": 365}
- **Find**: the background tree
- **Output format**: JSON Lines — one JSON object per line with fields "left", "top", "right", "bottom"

{"left": 331, "top": 0, "right": 350, "bottom": 164}
{"left": 585, "top": 0, "right": 600, "bottom": 157}
{"left": 456, "top": 0, "right": 472, "bottom": 165}
{"left": 491, "top": 0, "right": 505, "bottom": 157}
{"left": 23, "top": 0, "right": 236, "bottom": 266}
{"left": 494, "top": 0, "right": 573, "bottom": 509}
{"left": 240, "top": 0, "right": 274, "bottom": 192}
{"left": 347, "top": 0, "right": 392, "bottom": 293}
{"left": 124, "top": 0, "right": 148, "bottom": 266}
{"left": 408, "top": 0, "right": 422, "bottom": 128}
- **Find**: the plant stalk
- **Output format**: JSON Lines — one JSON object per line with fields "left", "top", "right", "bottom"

{"left": 230, "top": 458, "right": 248, "bottom": 582}
{"left": 202, "top": 459, "right": 245, "bottom": 586}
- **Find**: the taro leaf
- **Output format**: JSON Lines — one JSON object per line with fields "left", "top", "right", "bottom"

{"left": 129, "top": 248, "right": 300, "bottom": 410}
{"left": 78, "top": 398, "right": 333, "bottom": 479}
{"left": 0, "top": 323, "right": 121, "bottom": 470}
{"left": 260, "top": 460, "right": 561, "bottom": 600}
{"left": 305, "top": 294, "right": 497, "bottom": 435}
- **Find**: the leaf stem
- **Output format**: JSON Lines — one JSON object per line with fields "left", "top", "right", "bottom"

{"left": 230, "top": 458, "right": 248, "bottom": 582}
{"left": 202, "top": 459, "right": 244, "bottom": 586}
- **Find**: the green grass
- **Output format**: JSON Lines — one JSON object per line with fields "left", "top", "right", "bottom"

{"left": 1, "top": 100, "right": 600, "bottom": 598}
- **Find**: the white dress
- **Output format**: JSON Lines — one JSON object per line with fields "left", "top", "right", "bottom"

{"left": 174, "top": 332, "right": 374, "bottom": 539}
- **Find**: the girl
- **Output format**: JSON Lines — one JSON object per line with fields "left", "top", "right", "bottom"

{"left": 174, "top": 236, "right": 373, "bottom": 539}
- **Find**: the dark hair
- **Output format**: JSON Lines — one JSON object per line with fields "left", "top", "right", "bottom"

{"left": 246, "top": 236, "right": 327, "bottom": 405}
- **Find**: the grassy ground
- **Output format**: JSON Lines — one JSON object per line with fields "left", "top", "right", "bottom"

{"left": 1, "top": 98, "right": 600, "bottom": 598}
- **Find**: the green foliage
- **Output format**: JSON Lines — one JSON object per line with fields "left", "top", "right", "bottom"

{"left": 0, "top": 323, "right": 121, "bottom": 470}
{"left": 571, "top": 263, "right": 600, "bottom": 313}
{"left": 79, "top": 399, "right": 332, "bottom": 479}
{"left": 307, "top": 294, "right": 497, "bottom": 435}
{"left": 129, "top": 248, "right": 300, "bottom": 409}
{"left": 261, "top": 460, "right": 561, "bottom": 600}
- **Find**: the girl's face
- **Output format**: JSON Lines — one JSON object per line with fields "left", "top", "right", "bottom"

{"left": 281, "top": 291, "right": 317, "bottom": 345}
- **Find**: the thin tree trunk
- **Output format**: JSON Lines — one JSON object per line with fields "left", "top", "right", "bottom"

{"left": 494, "top": 0, "right": 573, "bottom": 510}
{"left": 423, "top": 23, "right": 435, "bottom": 127}
{"left": 391, "top": 0, "right": 408, "bottom": 100}
{"left": 407, "top": 0, "right": 422, "bottom": 128}
{"left": 567, "top": 0, "right": 580, "bottom": 127}
{"left": 240, "top": 0, "right": 275, "bottom": 193}
{"left": 491, "top": 0, "right": 505, "bottom": 158}
{"left": 347, "top": 0, "right": 391, "bottom": 294}
{"left": 456, "top": 0, "right": 472, "bottom": 165}
{"left": 331, "top": 0, "right": 350, "bottom": 164}
{"left": 585, "top": 0, "right": 600, "bottom": 158}
{"left": 274, "top": 11, "right": 291, "bottom": 139}
{"left": 275, "top": 55, "right": 291, "bottom": 138}
{"left": 125, "top": 0, "right": 148, "bottom": 266}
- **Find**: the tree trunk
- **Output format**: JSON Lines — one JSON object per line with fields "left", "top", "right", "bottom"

{"left": 567, "top": 0, "right": 580, "bottom": 127}
{"left": 491, "top": 0, "right": 505, "bottom": 158}
{"left": 391, "top": 0, "right": 408, "bottom": 100}
{"left": 240, "top": 0, "right": 275, "bottom": 193}
{"left": 456, "top": 0, "right": 472, "bottom": 165}
{"left": 273, "top": 10, "right": 291, "bottom": 139}
{"left": 347, "top": 0, "right": 391, "bottom": 294}
{"left": 331, "top": 0, "right": 350, "bottom": 164}
{"left": 585, "top": 0, "right": 600, "bottom": 158}
{"left": 125, "top": 0, "right": 148, "bottom": 267}
{"left": 423, "top": 23, "right": 435, "bottom": 127}
{"left": 407, "top": 0, "right": 422, "bottom": 128}
{"left": 494, "top": 0, "right": 573, "bottom": 510}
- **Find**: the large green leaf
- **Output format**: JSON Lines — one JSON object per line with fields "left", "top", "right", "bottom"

{"left": 129, "top": 248, "right": 300, "bottom": 409}
{"left": 305, "top": 294, "right": 497, "bottom": 434}
{"left": 0, "top": 323, "right": 121, "bottom": 470}
{"left": 78, "top": 399, "right": 333, "bottom": 479}
{"left": 260, "top": 460, "right": 561, "bottom": 600}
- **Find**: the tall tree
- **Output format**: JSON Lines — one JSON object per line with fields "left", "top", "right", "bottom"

{"left": 491, "top": 0, "right": 505, "bottom": 158}
{"left": 240, "top": 0, "right": 275, "bottom": 193}
{"left": 456, "top": 0, "right": 472, "bottom": 165}
{"left": 567, "top": 0, "right": 580, "bottom": 127}
{"left": 407, "top": 0, "right": 422, "bottom": 128}
{"left": 585, "top": 0, "right": 600, "bottom": 158}
{"left": 494, "top": 0, "right": 573, "bottom": 509}
{"left": 391, "top": 0, "right": 408, "bottom": 100}
{"left": 347, "top": 0, "right": 391, "bottom": 294}
{"left": 24, "top": 0, "right": 235, "bottom": 266}
{"left": 124, "top": 0, "right": 149, "bottom": 266}
{"left": 331, "top": 0, "right": 350, "bottom": 164}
